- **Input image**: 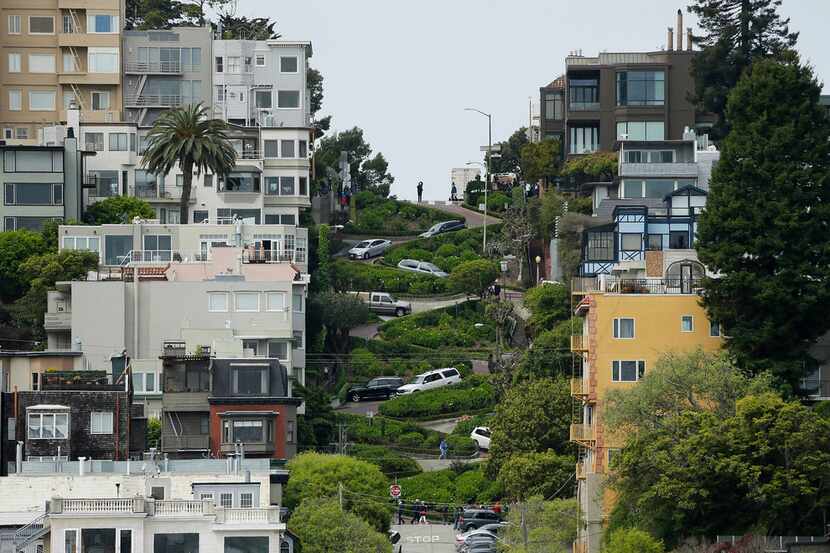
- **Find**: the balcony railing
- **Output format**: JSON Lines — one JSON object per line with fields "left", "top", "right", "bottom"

{"left": 571, "top": 335, "right": 587, "bottom": 352}
{"left": 44, "top": 312, "right": 71, "bottom": 330}
{"left": 132, "top": 185, "right": 159, "bottom": 199}
{"left": 571, "top": 378, "right": 587, "bottom": 398}
{"left": 570, "top": 423, "right": 595, "bottom": 443}
{"left": 161, "top": 433, "right": 210, "bottom": 451}
{"left": 124, "top": 61, "right": 182, "bottom": 74}
{"left": 569, "top": 102, "right": 600, "bottom": 111}
{"left": 125, "top": 95, "right": 183, "bottom": 107}
{"left": 62, "top": 498, "right": 134, "bottom": 513}
{"left": 573, "top": 277, "right": 703, "bottom": 295}
{"left": 219, "top": 507, "right": 281, "bottom": 524}
{"left": 571, "top": 276, "right": 600, "bottom": 295}
{"left": 156, "top": 500, "right": 205, "bottom": 516}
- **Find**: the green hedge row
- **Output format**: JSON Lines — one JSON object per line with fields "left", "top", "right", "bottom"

{"left": 378, "top": 375, "right": 497, "bottom": 419}
{"left": 339, "top": 413, "right": 477, "bottom": 456}
{"left": 344, "top": 191, "right": 457, "bottom": 235}
{"left": 379, "top": 301, "right": 496, "bottom": 349}
{"left": 348, "top": 443, "right": 422, "bottom": 478}
{"left": 397, "top": 465, "right": 501, "bottom": 505}
{"left": 332, "top": 259, "right": 449, "bottom": 295}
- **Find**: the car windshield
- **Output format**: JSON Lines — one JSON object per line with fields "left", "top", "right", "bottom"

{"left": 355, "top": 241, "right": 371, "bottom": 248}
{"left": 429, "top": 224, "right": 441, "bottom": 232}
{"left": 408, "top": 375, "right": 425, "bottom": 384}
{"left": 422, "top": 262, "right": 441, "bottom": 271}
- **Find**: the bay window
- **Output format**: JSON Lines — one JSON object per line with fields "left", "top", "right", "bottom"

{"left": 617, "top": 71, "right": 665, "bottom": 106}
{"left": 27, "top": 411, "right": 69, "bottom": 439}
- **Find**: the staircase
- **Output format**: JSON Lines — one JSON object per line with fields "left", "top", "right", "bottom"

{"left": 13, "top": 514, "right": 48, "bottom": 553}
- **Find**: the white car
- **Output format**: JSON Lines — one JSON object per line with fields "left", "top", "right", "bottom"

{"left": 396, "top": 367, "right": 461, "bottom": 395}
{"left": 470, "top": 426, "right": 491, "bottom": 450}
{"left": 348, "top": 239, "right": 392, "bottom": 260}
{"left": 419, "top": 220, "right": 466, "bottom": 238}
{"left": 397, "top": 259, "right": 449, "bottom": 278}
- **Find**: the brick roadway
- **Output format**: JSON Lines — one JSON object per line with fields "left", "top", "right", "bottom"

{"left": 392, "top": 524, "right": 457, "bottom": 553}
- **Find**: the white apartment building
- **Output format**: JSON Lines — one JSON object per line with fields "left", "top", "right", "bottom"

{"left": 450, "top": 167, "right": 481, "bottom": 195}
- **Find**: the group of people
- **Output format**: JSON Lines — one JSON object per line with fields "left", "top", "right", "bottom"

{"left": 396, "top": 499, "right": 431, "bottom": 525}
{"left": 394, "top": 500, "right": 505, "bottom": 526}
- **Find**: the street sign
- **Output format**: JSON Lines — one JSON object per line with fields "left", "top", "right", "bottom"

{"left": 390, "top": 484, "right": 401, "bottom": 498}
{"left": 480, "top": 144, "right": 501, "bottom": 152}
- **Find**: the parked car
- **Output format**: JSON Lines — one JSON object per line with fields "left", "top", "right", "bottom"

{"left": 348, "top": 239, "right": 392, "bottom": 259}
{"left": 460, "top": 534, "right": 498, "bottom": 553}
{"left": 397, "top": 259, "right": 449, "bottom": 278}
{"left": 351, "top": 291, "right": 412, "bottom": 316}
{"left": 456, "top": 524, "right": 506, "bottom": 549}
{"left": 347, "top": 377, "right": 405, "bottom": 402}
{"left": 458, "top": 509, "right": 502, "bottom": 532}
{"left": 419, "top": 220, "right": 466, "bottom": 238}
{"left": 396, "top": 367, "right": 461, "bottom": 395}
{"left": 470, "top": 426, "right": 491, "bottom": 450}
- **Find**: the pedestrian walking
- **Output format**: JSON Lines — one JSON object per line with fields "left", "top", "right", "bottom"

{"left": 417, "top": 181, "right": 424, "bottom": 203}
{"left": 450, "top": 182, "right": 458, "bottom": 201}
{"left": 439, "top": 438, "right": 449, "bottom": 460}
{"left": 396, "top": 500, "right": 404, "bottom": 525}
{"left": 419, "top": 501, "right": 428, "bottom": 525}
{"left": 410, "top": 500, "right": 420, "bottom": 525}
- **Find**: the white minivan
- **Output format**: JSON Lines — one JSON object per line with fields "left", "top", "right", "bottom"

{"left": 395, "top": 367, "right": 462, "bottom": 394}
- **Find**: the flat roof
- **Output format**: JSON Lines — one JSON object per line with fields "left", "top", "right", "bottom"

{"left": 0, "top": 351, "right": 82, "bottom": 358}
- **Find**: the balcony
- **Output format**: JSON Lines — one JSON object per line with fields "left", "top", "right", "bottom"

{"left": 161, "top": 433, "right": 210, "bottom": 451}
{"left": 570, "top": 423, "right": 596, "bottom": 444}
{"left": 571, "top": 378, "right": 588, "bottom": 398}
{"left": 125, "top": 94, "right": 183, "bottom": 108}
{"left": 568, "top": 102, "right": 600, "bottom": 112}
{"left": 571, "top": 276, "right": 600, "bottom": 295}
{"left": 124, "top": 61, "right": 182, "bottom": 74}
{"left": 217, "top": 507, "right": 281, "bottom": 525}
{"left": 606, "top": 278, "right": 703, "bottom": 295}
{"left": 619, "top": 162, "right": 698, "bottom": 179}
{"left": 44, "top": 312, "right": 71, "bottom": 331}
{"left": 571, "top": 335, "right": 588, "bottom": 353}
{"left": 576, "top": 460, "right": 587, "bottom": 480}
{"left": 58, "top": 32, "right": 119, "bottom": 48}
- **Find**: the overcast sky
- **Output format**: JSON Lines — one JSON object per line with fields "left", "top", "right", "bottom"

{"left": 240, "top": 0, "right": 830, "bottom": 201}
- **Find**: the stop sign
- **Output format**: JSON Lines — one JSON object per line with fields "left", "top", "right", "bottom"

{"left": 390, "top": 484, "right": 401, "bottom": 498}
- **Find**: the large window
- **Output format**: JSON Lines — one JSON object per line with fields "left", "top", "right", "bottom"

{"left": 254, "top": 90, "right": 272, "bottom": 109}
{"left": 280, "top": 177, "right": 295, "bottom": 195}
{"left": 5, "top": 182, "right": 61, "bottom": 205}
{"left": 85, "top": 132, "right": 105, "bottom": 151}
{"left": 228, "top": 420, "right": 264, "bottom": 442}
{"left": 235, "top": 292, "right": 259, "bottom": 312}
{"left": 90, "top": 412, "right": 113, "bottom": 434}
{"left": 267, "top": 292, "right": 285, "bottom": 312}
{"left": 613, "top": 318, "right": 635, "bottom": 339}
{"left": 87, "top": 14, "right": 117, "bottom": 33}
{"left": 280, "top": 56, "right": 298, "bottom": 73}
{"left": 208, "top": 292, "right": 229, "bottom": 312}
{"left": 616, "top": 121, "right": 665, "bottom": 141}
{"left": 544, "top": 92, "right": 563, "bottom": 120}
{"left": 264, "top": 141, "right": 279, "bottom": 158}
{"left": 280, "top": 140, "right": 295, "bottom": 158}
{"left": 29, "top": 54, "right": 55, "bottom": 73}
{"left": 268, "top": 340, "right": 288, "bottom": 361}
{"left": 143, "top": 234, "right": 172, "bottom": 260}
{"left": 29, "top": 90, "right": 56, "bottom": 111}
{"left": 29, "top": 16, "right": 54, "bottom": 34}
{"left": 4, "top": 150, "right": 62, "bottom": 172}
{"left": 153, "top": 533, "right": 199, "bottom": 553}
{"left": 88, "top": 48, "right": 118, "bottom": 73}
{"left": 617, "top": 71, "right": 665, "bottom": 106}
{"left": 234, "top": 367, "right": 265, "bottom": 394}
{"left": 612, "top": 360, "right": 645, "bottom": 382}
{"left": 620, "top": 233, "right": 641, "bottom": 251}
{"left": 28, "top": 411, "right": 69, "bottom": 439}
{"left": 225, "top": 537, "right": 268, "bottom": 553}
{"left": 63, "top": 236, "right": 99, "bottom": 252}
{"left": 220, "top": 174, "right": 260, "bottom": 193}
{"left": 82, "top": 529, "right": 115, "bottom": 553}
{"left": 568, "top": 78, "right": 598, "bottom": 110}
{"left": 109, "top": 133, "right": 128, "bottom": 151}
{"left": 621, "top": 178, "right": 695, "bottom": 199}
{"left": 569, "top": 126, "right": 598, "bottom": 154}
{"left": 277, "top": 90, "right": 300, "bottom": 108}
{"left": 586, "top": 231, "right": 613, "bottom": 261}
{"left": 104, "top": 235, "right": 133, "bottom": 266}
{"left": 624, "top": 150, "right": 673, "bottom": 163}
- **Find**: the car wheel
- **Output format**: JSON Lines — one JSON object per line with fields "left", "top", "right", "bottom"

{"left": 350, "top": 392, "right": 360, "bottom": 403}
{"left": 385, "top": 392, "right": 392, "bottom": 400}
{"left": 363, "top": 252, "right": 369, "bottom": 260}
{"left": 395, "top": 307, "right": 405, "bottom": 317}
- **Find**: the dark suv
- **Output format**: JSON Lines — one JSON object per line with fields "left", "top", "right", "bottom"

{"left": 347, "top": 377, "right": 405, "bottom": 402}
{"left": 459, "top": 509, "right": 501, "bottom": 531}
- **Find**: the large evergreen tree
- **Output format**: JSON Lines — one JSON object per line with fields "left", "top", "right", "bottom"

{"left": 695, "top": 57, "right": 830, "bottom": 383}
{"left": 688, "top": 0, "right": 798, "bottom": 141}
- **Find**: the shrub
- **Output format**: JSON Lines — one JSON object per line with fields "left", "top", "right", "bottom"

{"left": 345, "top": 191, "right": 457, "bottom": 235}
{"left": 397, "top": 431, "right": 425, "bottom": 449}
{"left": 348, "top": 444, "right": 421, "bottom": 478}
{"left": 379, "top": 301, "right": 495, "bottom": 349}
{"left": 332, "top": 259, "right": 448, "bottom": 295}
{"left": 378, "top": 376, "right": 497, "bottom": 419}
{"left": 435, "top": 244, "right": 459, "bottom": 258}
{"left": 449, "top": 259, "right": 499, "bottom": 297}
{"left": 486, "top": 192, "right": 511, "bottom": 212}
{"left": 398, "top": 466, "right": 501, "bottom": 505}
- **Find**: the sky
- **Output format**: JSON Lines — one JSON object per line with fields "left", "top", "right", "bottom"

{"left": 238, "top": 0, "right": 830, "bottom": 202}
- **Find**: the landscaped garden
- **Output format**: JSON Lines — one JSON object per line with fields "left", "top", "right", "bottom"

{"left": 344, "top": 191, "right": 458, "bottom": 236}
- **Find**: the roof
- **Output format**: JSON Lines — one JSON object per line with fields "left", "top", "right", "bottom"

{"left": 191, "top": 481, "right": 261, "bottom": 487}
{"left": 542, "top": 75, "right": 565, "bottom": 89}
{"left": 0, "top": 351, "right": 82, "bottom": 358}
{"left": 26, "top": 404, "right": 70, "bottom": 410}
{"left": 596, "top": 198, "right": 664, "bottom": 219}
{"left": 666, "top": 184, "right": 708, "bottom": 198}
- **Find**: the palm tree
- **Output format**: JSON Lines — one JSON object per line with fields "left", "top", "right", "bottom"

{"left": 141, "top": 103, "right": 236, "bottom": 224}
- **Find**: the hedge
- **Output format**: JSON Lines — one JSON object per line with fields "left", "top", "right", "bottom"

{"left": 378, "top": 301, "right": 496, "bottom": 349}
{"left": 339, "top": 413, "right": 477, "bottom": 456}
{"left": 382, "top": 227, "right": 494, "bottom": 272}
{"left": 344, "top": 191, "right": 457, "bottom": 235}
{"left": 348, "top": 443, "right": 422, "bottom": 478}
{"left": 397, "top": 465, "right": 501, "bottom": 505}
{"left": 378, "top": 375, "right": 497, "bottom": 419}
{"left": 333, "top": 259, "right": 449, "bottom": 295}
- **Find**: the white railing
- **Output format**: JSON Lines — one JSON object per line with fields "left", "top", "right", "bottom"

{"left": 62, "top": 498, "right": 133, "bottom": 513}
{"left": 125, "top": 61, "right": 182, "bottom": 73}
{"left": 155, "top": 500, "right": 204, "bottom": 516}
{"left": 125, "top": 95, "right": 183, "bottom": 107}
{"left": 222, "top": 507, "right": 280, "bottom": 524}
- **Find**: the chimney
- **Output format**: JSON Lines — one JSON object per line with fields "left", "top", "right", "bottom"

{"left": 676, "top": 9, "right": 683, "bottom": 51}
{"left": 687, "top": 28, "right": 693, "bottom": 51}
{"left": 667, "top": 27, "right": 674, "bottom": 51}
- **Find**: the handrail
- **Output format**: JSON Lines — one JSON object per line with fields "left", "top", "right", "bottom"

{"left": 124, "top": 61, "right": 182, "bottom": 73}
{"left": 156, "top": 500, "right": 204, "bottom": 516}
{"left": 14, "top": 513, "right": 47, "bottom": 545}
{"left": 63, "top": 498, "right": 133, "bottom": 513}
{"left": 125, "top": 94, "right": 183, "bottom": 107}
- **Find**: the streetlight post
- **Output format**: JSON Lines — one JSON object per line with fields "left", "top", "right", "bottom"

{"left": 465, "top": 108, "right": 492, "bottom": 253}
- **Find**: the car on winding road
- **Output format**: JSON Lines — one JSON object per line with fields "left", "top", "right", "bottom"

{"left": 348, "top": 239, "right": 392, "bottom": 259}
{"left": 419, "top": 220, "right": 466, "bottom": 238}
{"left": 347, "top": 377, "right": 405, "bottom": 402}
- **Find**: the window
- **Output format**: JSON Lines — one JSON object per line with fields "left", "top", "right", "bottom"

{"left": 244, "top": 56, "right": 252, "bottom": 71}
{"left": 63, "top": 236, "right": 100, "bottom": 252}
{"left": 225, "top": 537, "right": 268, "bottom": 553}
{"left": 200, "top": 493, "right": 214, "bottom": 502}
{"left": 143, "top": 235, "right": 172, "bottom": 260}
{"left": 280, "top": 176, "right": 295, "bottom": 195}
{"left": 32, "top": 372, "right": 40, "bottom": 391}
{"left": 29, "top": 90, "right": 56, "bottom": 111}
{"left": 226, "top": 56, "right": 240, "bottom": 72}
{"left": 681, "top": 315, "right": 694, "bottom": 332}
{"left": 28, "top": 54, "right": 56, "bottom": 73}
{"left": 90, "top": 412, "right": 113, "bottom": 434}
{"left": 646, "top": 234, "right": 662, "bottom": 251}
{"left": 120, "top": 530, "right": 132, "bottom": 553}
{"left": 15, "top": 128, "right": 28, "bottom": 139}
{"left": 216, "top": 85, "right": 225, "bottom": 102}
{"left": 153, "top": 533, "right": 199, "bottom": 553}
{"left": 92, "top": 91, "right": 110, "bottom": 111}
{"left": 27, "top": 412, "right": 69, "bottom": 439}
{"left": 624, "top": 150, "right": 674, "bottom": 163}
{"left": 268, "top": 340, "right": 288, "bottom": 361}
{"left": 9, "top": 15, "right": 21, "bottom": 34}
{"left": 544, "top": 92, "right": 564, "bottom": 120}
{"left": 280, "top": 56, "right": 298, "bottom": 73}
{"left": 292, "top": 330, "right": 304, "bottom": 349}
{"left": 208, "top": 292, "right": 229, "bottom": 312}
{"left": 82, "top": 530, "right": 115, "bottom": 553}
{"left": 232, "top": 420, "right": 263, "bottom": 441}
{"left": 29, "top": 16, "right": 54, "bottom": 34}
{"left": 104, "top": 235, "right": 132, "bottom": 266}
{"left": 204, "top": 174, "right": 213, "bottom": 188}
{"left": 219, "top": 493, "right": 233, "bottom": 508}
{"left": 586, "top": 231, "right": 613, "bottom": 261}
{"left": 616, "top": 121, "right": 665, "bottom": 141}
{"left": 63, "top": 53, "right": 79, "bottom": 74}
{"left": 88, "top": 48, "right": 118, "bottom": 73}
{"left": 176, "top": 175, "right": 183, "bottom": 187}
{"left": 292, "top": 292, "right": 303, "bottom": 312}
{"left": 299, "top": 177, "right": 308, "bottom": 196}
{"left": 620, "top": 233, "right": 641, "bottom": 251}
{"left": 62, "top": 14, "right": 74, "bottom": 33}
{"left": 88, "top": 14, "right": 117, "bottom": 33}
{"left": 264, "top": 140, "right": 279, "bottom": 158}
{"left": 287, "top": 420, "right": 295, "bottom": 444}
{"left": 240, "top": 493, "right": 253, "bottom": 509}
{"left": 193, "top": 210, "right": 208, "bottom": 223}
{"left": 569, "top": 77, "right": 598, "bottom": 108}
{"left": 612, "top": 360, "right": 645, "bottom": 382}
{"left": 710, "top": 321, "right": 721, "bottom": 337}
{"left": 254, "top": 90, "right": 271, "bottom": 109}
{"left": 132, "top": 372, "right": 144, "bottom": 392}
{"left": 65, "top": 529, "right": 78, "bottom": 553}
{"left": 255, "top": 55, "right": 266, "bottom": 67}
{"left": 109, "top": 133, "right": 128, "bottom": 151}
{"left": 151, "top": 487, "right": 165, "bottom": 500}
{"left": 280, "top": 140, "right": 295, "bottom": 158}
{"left": 215, "top": 56, "right": 223, "bottom": 72}
{"left": 617, "top": 71, "right": 665, "bottom": 106}
{"left": 669, "top": 230, "right": 689, "bottom": 249}
{"left": 85, "top": 132, "right": 104, "bottom": 151}
{"left": 613, "top": 318, "right": 635, "bottom": 339}
{"left": 277, "top": 90, "right": 300, "bottom": 108}
{"left": 295, "top": 237, "right": 305, "bottom": 261}
{"left": 569, "top": 126, "right": 598, "bottom": 154}
{"left": 235, "top": 292, "right": 259, "bottom": 312}
{"left": 8, "top": 53, "right": 21, "bottom": 73}
{"left": 267, "top": 292, "right": 285, "bottom": 312}
{"left": 5, "top": 183, "right": 60, "bottom": 205}
{"left": 8, "top": 90, "right": 21, "bottom": 111}
{"left": 298, "top": 140, "right": 308, "bottom": 158}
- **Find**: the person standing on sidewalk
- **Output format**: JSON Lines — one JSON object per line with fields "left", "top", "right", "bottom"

{"left": 417, "top": 181, "right": 424, "bottom": 203}
{"left": 439, "top": 439, "right": 449, "bottom": 459}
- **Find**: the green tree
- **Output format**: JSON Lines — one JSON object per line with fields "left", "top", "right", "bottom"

{"left": 307, "top": 67, "right": 324, "bottom": 116}
{"left": 284, "top": 453, "right": 391, "bottom": 532}
{"left": 497, "top": 451, "right": 573, "bottom": 501}
{"left": 537, "top": 188, "right": 567, "bottom": 241}
{"left": 609, "top": 394, "right": 830, "bottom": 545}
{"left": 142, "top": 103, "right": 236, "bottom": 224}
{"left": 520, "top": 139, "right": 561, "bottom": 186}
{"left": 289, "top": 498, "right": 391, "bottom": 553}
{"left": 84, "top": 196, "right": 155, "bottom": 225}
{"left": 513, "top": 318, "right": 575, "bottom": 382}
{"left": 0, "top": 230, "right": 47, "bottom": 302}
{"left": 523, "top": 282, "right": 569, "bottom": 332}
{"left": 313, "top": 128, "right": 394, "bottom": 198}
{"left": 311, "top": 292, "right": 371, "bottom": 358}
{"left": 489, "top": 127, "right": 529, "bottom": 176}
{"left": 316, "top": 225, "right": 332, "bottom": 291}
{"left": 605, "top": 528, "right": 664, "bottom": 553}
{"left": 125, "top": 0, "right": 184, "bottom": 29}
{"left": 358, "top": 153, "right": 394, "bottom": 197}
{"left": 214, "top": 13, "right": 280, "bottom": 40}
{"left": 500, "top": 497, "right": 577, "bottom": 553}
{"left": 695, "top": 58, "right": 830, "bottom": 383}
{"left": 448, "top": 259, "right": 498, "bottom": 298}
{"left": 146, "top": 417, "right": 161, "bottom": 449}
{"left": 486, "top": 377, "right": 571, "bottom": 477}
{"left": 688, "top": 0, "right": 799, "bottom": 141}
{"left": 295, "top": 383, "right": 336, "bottom": 446}
{"left": 560, "top": 151, "right": 617, "bottom": 183}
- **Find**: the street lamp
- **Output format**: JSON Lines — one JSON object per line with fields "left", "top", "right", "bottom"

{"left": 535, "top": 255, "right": 542, "bottom": 283}
{"left": 464, "top": 107, "right": 492, "bottom": 253}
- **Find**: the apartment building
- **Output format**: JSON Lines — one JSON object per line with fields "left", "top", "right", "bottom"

{"left": 1, "top": 0, "right": 124, "bottom": 144}
{"left": 450, "top": 167, "right": 480, "bottom": 195}
{"left": 539, "top": 12, "right": 715, "bottom": 160}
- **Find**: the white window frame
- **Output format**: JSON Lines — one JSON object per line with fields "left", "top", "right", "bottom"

{"left": 87, "top": 14, "right": 118, "bottom": 34}
{"left": 266, "top": 292, "right": 285, "bottom": 312}
{"left": 8, "top": 53, "right": 21, "bottom": 73}
{"left": 709, "top": 320, "right": 721, "bottom": 337}
{"left": 9, "top": 89, "right": 22, "bottom": 111}
{"left": 27, "top": 412, "right": 69, "bottom": 439}
{"left": 279, "top": 56, "right": 298, "bottom": 73}
{"left": 612, "top": 360, "right": 645, "bottom": 383}
{"left": 240, "top": 492, "right": 253, "bottom": 508}
{"left": 28, "top": 16, "right": 55, "bottom": 35}
{"left": 90, "top": 411, "right": 114, "bottom": 434}
{"left": 28, "top": 53, "right": 55, "bottom": 73}
{"left": 293, "top": 330, "right": 304, "bottom": 349}
{"left": 62, "top": 236, "right": 100, "bottom": 252}
{"left": 292, "top": 291, "right": 303, "bottom": 313}
{"left": 29, "top": 90, "right": 56, "bottom": 111}
{"left": 276, "top": 90, "right": 300, "bottom": 109}
{"left": 64, "top": 529, "right": 79, "bottom": 553}
{"left": 612, "top": 317, "right": 635, "bottom": 339}
{"left": 88, "top": 48, "right": 119, "bottom": 74}
{"left": 200, "top": 493, "right": 214, "bottom": 502}
{"left": 92, "top": 91, "right": 111, "bottom": 111}
{"left": 208, "top": 292, "right": 229, "bottom": 312}
{"left": 255, "top": 54, "right": 266, "bottom": 67}
{"left": 681, "top": 315, "right": 694, "bottom": 333}
{"left": 220, "top": 493, "right": 233, "bottom": 508}
{"left": 117, "top": 529, "right": 132, "bottom": 553}
{"left": 235, "top": 292, "right": 260, "bottom": 312}
{"left": 8, "top": 15, "right": 21, "bottom": 35}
